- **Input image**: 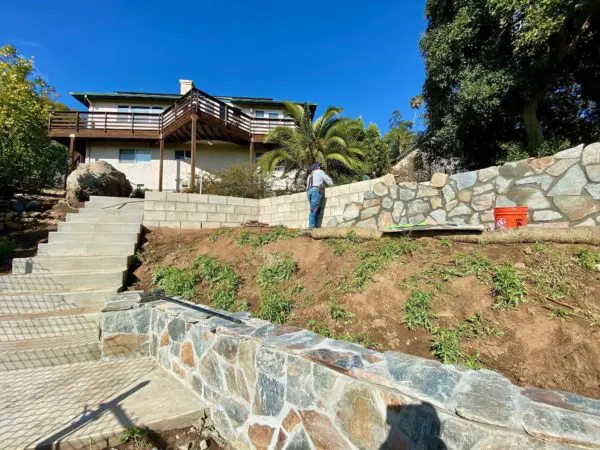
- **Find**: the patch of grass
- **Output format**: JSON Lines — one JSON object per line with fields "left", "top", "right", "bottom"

{"left": 577, "top": 249, "right": 600, "bottom": 271}
{"left": 152, "top": 266, "right": 199, "bottom": 299}
{"left": 339, "top": 332, "right": 382, "bottom": 351}
{"left": 438, "top": 237, "right": 453, "bottom": 248}
{"left": 257, "top": 253, "right": 297, "bottom": 289}
{"left": 291, "top": 283, "right": 306, "bottom": 295}
{"left": 328, "top": 300, "right": 356, "bottom": 323}
{"left": 236, "top": 231, "right": 252, "bottom": 246}
{"left": 492, "top": 263, "right": 527, "bottom": 309}
{"left": 431, "top": 328, "right": 461, "bottom": 364}
{"left": 345, "top": 230, "right": 362, "bottom": 243}
{"left": 458, "top": 312, "right": 503, "bottom": 340}
{"left": 307, "top": 319, "right": 335, "bottom": 338}
{"left": 525, "top": 245, "right": 580, "bottom": 301}
{"left": 193, "top": 254, "right": 241, "bottom": 310}
{"left": 302, "top": 293, "right": 316, "bottom": 308}
{"left": 402, "top": 290, "right": 435, "bottom": 331}
{"left": 256, "top": 290, "right": 294, "bottom": 324}
{"left": 0, "top": 236, "right": 16, "bottom": 265}
{"left": 208, "top": 227, "right": 232, "bottom": 242}
{"left": 442, "top": 251, "right": 494, "bottom": 281}
{"left": 121, "top": 427, "right": 147, "bottom": 445}
{"left": 548, "top": 307, "right": 576, "bottom": 320}
{"left": 461, "top": 352, "right": 484, "bottom": 370}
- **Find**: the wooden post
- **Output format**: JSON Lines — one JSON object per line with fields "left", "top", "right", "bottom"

{"left": 65, "top": 134, "right": 76, "bottom": 189}
{"left": 158, "top": 136, "right": 165, "bottom": 192}
{"left": 190, "top": 114, "right": 197, "bottom": 191}
{"left": 249, "top": 138, "right": 255, "bottom": 163}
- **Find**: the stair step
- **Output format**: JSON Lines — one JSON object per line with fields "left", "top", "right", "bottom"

{"left": 12, "top": 256, "right": 132, "bottom": 274}
{"left": 47, "top": 231, "right": 139, "bottom": 244}
{"left": 0, "top": 313, "right": 99, "bottom": 342}
{"left": 0, "top": 271, "right": 125, "bottom": 293}
{"left": 84, "top": 200, "right": 144, "bottom": 210}
{"left": 37, "top": 242, "right": 136, "bottom": 257}
{"left": 58, "top": 221, "right": 142, "bottom": 233}
{"left": 88, "top": 195, "right": 144, "bottom": 203}
{"left": 77, "top": 208, "right": 144, "bottom": 217}
{"left": 0, "top": 290, "right": 114, "bottom": 315}
{"left": 66, "top": 213, "right": 143, "bottom": 224}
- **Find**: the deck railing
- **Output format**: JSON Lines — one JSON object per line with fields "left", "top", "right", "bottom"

{"left": 50, "top": 88, "right": 297, "bottom": 138}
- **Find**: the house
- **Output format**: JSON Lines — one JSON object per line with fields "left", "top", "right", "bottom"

{"left": 49, "top": 80, "right": 316, "bottom": 191}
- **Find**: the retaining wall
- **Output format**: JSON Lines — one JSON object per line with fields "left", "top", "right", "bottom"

{"left": 143, "top": 143, "right": 600, "bottom": 230}
{"left": 100, "top": 293, "right": 600, "bottom": 449}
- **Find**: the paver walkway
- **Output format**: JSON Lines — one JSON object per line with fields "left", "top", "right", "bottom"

{"left": 0, "top": 197, "right": 206, "bottom": 449}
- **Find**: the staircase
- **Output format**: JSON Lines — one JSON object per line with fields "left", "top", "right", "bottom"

{"left": 0, "top": 196, "right": 206, "bottom": 449}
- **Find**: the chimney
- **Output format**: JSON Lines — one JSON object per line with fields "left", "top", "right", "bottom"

{"left": 179, "top": 79, "right": 194, "bottom": 95}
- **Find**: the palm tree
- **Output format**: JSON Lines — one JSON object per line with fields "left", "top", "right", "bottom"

{"left": 259, "top": 103, "right": 366, "bottom": 177}
{"left": 409, "top": 94, "right": 424, "bottom": 128}
{"left": 386, "top": 110, "right": 415, "bottom": 161}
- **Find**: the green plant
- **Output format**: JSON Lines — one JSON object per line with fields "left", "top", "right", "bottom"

{"left": 256, "top": 290, "right": 294, "bottom": 324}
{"left": 431, "top": 328, "right": 461, "bottom": 364}
{"left": 438, "top": 237, "right": 453, "bottom": 248}
{"left": 291, "top": 283, "right": 306, "bottom": 295}
{"left": 152, "top": 266, "right": 199, "bottom": 299}
{"left": 458, "top": 312, "right": 503, "bottom": 340}
{"left": 120, "top": 427, "right": 146, "bottom": 445}
{"left": 577, "top": 249, "right": 600, "bottom": 271}
{"left": 461, "top": 352, "right": 484, "bottom": 370}
{"left": 235, "top": 299, "right": 250, "bottom": 312}
{"left": 307, "top": 319, "right": 335, "bottom": 338}
{"left": 257, "top": 253, "right": 297, "bottom": 289}
{"left": 548, "top": 307, "right": 576, "bottom": 320}
{"left": 346, "top": 230, "right": 362, "bottom": 243}
{"left": 0, "top": 236, "right": 16, "bottom": 265}
{"left": 302, "top": 293, "right": 317, "bottom": 308}
{"left": 402, "top": 290, "right": 435, "bottom": 331}
{"left": 208, "top": 228, "right": 232, "bottom": 243}
{"left": 202, "top": 164, "right": 272, "bottom": 199}
{"left": 236, "top": 231, "right": 252, "bottom": 246}
{"left": 493, "top": 263, "right": 527, "bottom": 309}
{"left": 328, "top": 301, "right": 355, "bottom": 323}
{"left": 339, "top": 332, "right": 382, "bottom": 351}
{"left": 442, "top": 251, "right": 494, "bottom": 281}
{"left": 193, "top": 254, "right": 241, "bottom": 310}
{"left": 525, "top": 245, "right": 580, "bottom": 300}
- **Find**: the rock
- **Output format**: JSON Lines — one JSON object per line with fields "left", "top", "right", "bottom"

{"left": 286, "top": 356, "right": 315, "bottom": 408}
{"left": 554, "top": 144, "right": 583, "bottom": 159}
{"left": 457, "top": 190, "right": 472, "bottom": 203}
{"left": 282, "top": 409, "right": 302, "bottom": 432}
{"left": 392, "top": 201, "right": 404, "bottom": 223}
{"left": 496, "top": 195, "right": 516, "bottom": 207}
{"left": 585, "top": 164, "right": 600, "bottom": 182}
{"left": 256, "top": 347, "right": 285, "bottom": 378}
{"left": 450, "top": 171, "right": 477, "bottom": 190}
{"left": 342, "top": 203, "right": 361, "bottom": 221}
{"left": 480, "top": 210, "right": 494, "bottom": 223}
{"left": 478, "top": 166, "right": 499, "bottom": 183}
{"left": 372, "top": 182, "right": 389, "bottom": 196}
{"left": 499, "top": 160, "right": 534, "bottom": 178}
{"left": 363, "top": 191, "right": 377, "bottom": 200}
{"left": 582, "top": 142, "right": 600, "bottom": 166}
{"left": 397, "top": 185, "right": 417, "bottom": 201}
{"left": 199, "top": 351, "right": 225, "bottom": 390}
{"left": 408, "top": 214, "right": 426, "bottom": 225}
{"left": 554, "top": 195, "right": 600, "bottom": 221}
{"left": 494, "top": 176, "right": 511, "bottom": 194}
{"left": 356, "top": 218, "right": 378, "bottom": 229}
{"left": 102, "top": 312, "right": 135, "bottom": 333}
{"left": 363, "top": 198, "right": 381, "bottom": 208}
{"left": 299, "top": 410, "right": 350, "bottom": 450}
{"left": 248, "top": 423, "right": 275, "bottom": 450}
{"left": 533, "top": 210, "right": 563, "bottom": 222}
{"left": 448, "top": 203, "right": 472, "bottom": 217}
{"left": 200, "top": 440, "right": 209, "bottom": 450}
{"left": 285, "top": 428, "right": 312, "bottom": 450}
{"left": 546, "top": 158, "right": 578, "bottom": 177}
{"left": 213, "top": 335, "right": 239, "bottom": 362}
{"left": 167, "top": 318, "right": 186, "bottom": 342}
{"left": 24, "top": 200, "right": 38, "bottom": 211}
{"left": 428, "top": 209, "right": 447, "bottom": 224}
{"left": 66, "top": 160, "right": 132, "bottom": 204}
{"left": 430, "top": 196, "right": 443, "bottom": 209}
{"left": 9, "top": 200, "right": 24, "bottom": 213}
{"left": 102, "top": 334, "right": 148, "bottom": 358}
{"left": 388, "top": 185, "right": 399, "bottom": 200}
{"left": 181, "top": 341, "right": 195, "bottom": 367}
{"left": 473, "top": 183, "right": 493, "bottom": 195}
{"left": 407, "top": 199, "right": 431, "bottom": 217}
{"left": 585, "top": 184, "right": 600, "bottom": 200}
{"left": 471, "top": 192, "right": 496, "bottom": 212}
{"left": 378, "top": 211, "right": 393, "bottom": 229}
{"left": 221, "top": 397, "right": 249, "bottom": 428}
{"left": 417, "top": 183, "right": 439, "bottom": 198}
{"left": 575, "top": 218, "right": 596, "bottom": 227}
{"left": 430, "top": 173, "right": 448, "bottom": 188}
{"left": 527, "top": 156, "right": 555, "bottom": 170}
{"left": 253, "top": 373, "right": 284, "bottom": 416}
{"left": 381, "top": 196, "right": 393, "bottom": 210}
{"left": 515, "top": 174, "right": 554, "bottom": 191}
{"left": 442, "top": 185, "right": 456, "bottom": 202}
{"left": 547, "top": 164, "right": 587, "bottom": 196}
{"left": 326, "top": 216, "right": 339, "bottom": 227}
{"left": 506, "top": 186, "right": 551, "bottom": 210}
{"left": 360, "top": 206, "right": 380, "bottom": 219}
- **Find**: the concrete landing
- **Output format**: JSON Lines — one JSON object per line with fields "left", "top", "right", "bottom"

{"left": 0, "top": 357, "right": 207, "bottom": 449}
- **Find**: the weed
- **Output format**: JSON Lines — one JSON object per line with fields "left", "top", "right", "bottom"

{"left": 256, "top": 290, "right": 294, "bottom": 324}
{"left": 302, "top": 293, "right": 316, "bottom": 308}
{"left": 525, "top": 246, "right": 580, "bottom": 300}
{"left": 257, "top": 253, "right": 297, "bottom": 288}
{"left": 431, "top": 328, "right": 461, "bottom": 364}
{"left": 307, "top": 319, "right": 335, "bottom": 338}
{"left": 548, "top": 307, "right": 575, "bottom": 320}
{"left": 236, "top": 231, "right": 252, "bottom": 246}
{"left": 120, "top": 427, "right": 146, "bottom": 445}
{"left": 443, "top": 251, "right": 494, "bottom": 281}
{"left": 346, "top": 230, "right": 362, "bottom": 243}
{"left": 402, "top": 290, "right": 435, "bottom": 331}
{"left": 577, "top": 249, "right": 600, "bottom": 271}
{"left": 458, "top": 312, "right": 503, "bottom": 340}
{"left": 493, "top": 263, "right": 527, "bottom": 309}
{"left": 438, "top": 237, "right": 453, "bottom": 248}
{"left": 339, "top": 332, "right": 382, "bottom": 350}
{"left": 0, "top": 236, "right": 15, "bottom": 265}
{"left": 461, "top": 352, "right": 484, "bottom": 370}
{"left": 324, "top": 239, "right": 350, "bottom": 256}
{"left": 152, "top": 266, "right": 198, "bottom": 299}
{"left": 291, "top": 283, "right": 306, "bottom": 295}
{"left": 328, "top": 301, "right": 356, "bottom": 323}
{"left": 208, "top": 228, "right": 231, "bottom": 242}
{"left": 531, "top": 242, "right": 549, "bottom": 253}
{"left": 193, "top": 254, "right": 241, "bottom": 310}
{"left": 235, "top": 298, "right": 250, "bottom": 312}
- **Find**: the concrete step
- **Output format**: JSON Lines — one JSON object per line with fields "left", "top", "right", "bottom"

{"left": 66, "top": 213, "right": 143, "bottom": 224}
{"left": 12, "top": 255, "right": 132, "bottom": 274}
{"left": 58, "top": 221, "right": 142, "bottom": 233}
{"left": 0, "top": 271, "right": 125, "bottom": 294}
{"left": 0, "top": 312, "right": 99, "bottom": 342}
{"left": 0, "top": 290, "right": 113, "bottom": 315}
{"left": 88, "top": 195, "right": 144, "bottom": 204}
{"left": 77, "top": 208, "right": 145, "bottom": 217}
{"left": 37, "top": 242, "right": 136, "bottom": 257}
{"left": 84, "top": 199, "right": 144, "bottom": 210}
{"left": 0, "top": 358, "right": 206, "bottom": 449}
{"left": 47, "top": 231, "right": 139, "bottom": 244}
{"left": 0, "top": 331, "right": 101, "bottom": 371}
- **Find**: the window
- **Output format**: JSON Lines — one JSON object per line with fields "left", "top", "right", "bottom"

{"left": 119, "top": 149, "right": 151, "bottom": 163}
{"left": 117, "top": 105, "right": 163, "bottom": 124}
{"left": 268, "top": 112, "right": 279, "bottom": 119}
{"left": 174, "top": 150, "right": 191, "bottom": 160}
{"left": 255, "top": 110, "right": 265, "bottom": 118}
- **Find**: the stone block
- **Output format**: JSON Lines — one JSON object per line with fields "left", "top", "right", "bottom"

{"left": 546, "top": 158, "right": 578, "bottom": 177}
{"left": 506, "top": 186, "right": 551, "bottom": 209}
{"left": 478, "top": 166, "right": 499, "bottom": 183}
{"left": 244, "top": 198, "right": 259, "bottom": 206}
{"left": 226, "top": 197, "right": 245, "bottom": 206}
{"left": 533, "top": 210, "right": 564, "bottom": 222}
{"left": 457, "top": 190, "right": 472, "bottom": 203}
{"left": 225, "top": 214, "right": 244, "bottom": 223}
{"left": 187, "top": 193, "right": 209, "bottom": 203}
{"left": 407, "top": 199, "right": 431, "bottom": 217}
{"left": 253, "top": 373, "right": 285, "bottom": 416}
{"left": 527, "top": 156, "right": 555, "bottom": 170}
{"left": 166, "top": 193, "right": 188, "bottom": 202}
{"left": 585, "top": 164, "right": 600, "bottom": 182}
{"left": 144, "top": 200, "right": 155, "bottom": 210}
{"left": 392, "top": 201, "right": 405, "bottom": 223}
{"left": 473, "top": 183, "right": 493, "bottom": 195}
{"left": 216, "top": 204, "right": 235, "bottom": 214}
{"left": 196, "top": 203, "right": 217, "bottom": 213}
{"left": 378, "top": 211, "right": 393, "bottom": 229}
{"left": 382, "top": 196, "right": 394, "bottom": 210}
{"left": 417, "top": 184, "right": 439, "bottom": 198}
{"left": 494, "top": 176, "right": 511, "bottom": 194}
{"left": 397, "top": 185, "right": 416, "bottom": 201}
{"left": 429, "top": 209, "right": 447, "bottom": 224}
{"left": 582, "top": 143, "right": 600, "bottom": 165}
{"left": 159, "top": 221, "right": 181, "bottom": 229}
{"left": 144, "top": 210, "right": 165, "bottom": 221}
{"left": 548, "top": 165, "right": 587, "bottom": 196}
{"left": 343, "top": 203, "right": 361, "bottom": 221}
{"left": 180, "top": 221, "right": 202, "bottom": 229}
{"left": 356, "top": 218, "right": 378, "bottom": 229}
{"left": 347, "top": 179, "right": 371, "bottom": 194}
{"left": 364, "top": 198, "right": 381, "bottom": 208}
{"left": 448, "top": 203, "right": 472, "bottom": 217}
{"left": 166, "top": 211, "right": 187, "bottom": 221}
{"left": 471, "top": 192, "right": 495, "bottom": 211}
{"left": 300, "top": 410, "right": 351, "bottom": 450}
{"left": 234, "top": 205, "right": 253, "bottom": 215}
{"left": 555, "top": 144, "right": 584, "bottom": 159}
{"left": 431, "top": 172, "right": 448, "bottom": 188}
{"left": 442, "top": 185, "right": 456, "bottom": 202}
{"left": 154, "top": 201, "right": 176, "bottom": 211}
{"left": 145, "top": 191, "right": 167, "bottom": 201}
{"left": 360, "top": 206, "right": 380, "bottom": 219}
{"left": 450, "top": 171, "right": 477, "bottom": 190}
{"left": 208, "top": 195, "right": 228, "bottom": 204}
{"left": 373, "top": 182, "right": 389, "bottom": 196}
{"left": 175, "top": 202, "right": 196, "bottom": 212}
{"left": 102, "top": 311, "right": 135, "bottom": 333}
{"left": 143, "top": 220, "right": 158, "bottom": 228}
{"left": 208, "top": 213, "right": 227, "bottom": 222}
{"left": 186, "top": 212, "right": 208, "bottom": 222}
{"left": 202, "top": 222, "right": 222, "bottom": 229}
{"left": 430, "top": 196, "right": 443, "bottom": 209}
{"left": 554, "top": 195, "right": 600, "bottom": 221}
{"left": 585, "top": 184, "right": 600, "bottom": 200}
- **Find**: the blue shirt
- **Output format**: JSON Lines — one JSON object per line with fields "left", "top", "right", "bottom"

{"left": 307, "top": 169, "right": 334, "bottom": 190}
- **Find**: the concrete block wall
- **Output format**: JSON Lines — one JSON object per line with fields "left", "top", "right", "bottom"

{"left": 143, "top": 192, "right": 259, "bottom": 229}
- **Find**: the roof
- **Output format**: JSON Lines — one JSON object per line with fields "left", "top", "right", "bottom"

{"left": 70, "top": 90, "right": 317, "bottom": 109}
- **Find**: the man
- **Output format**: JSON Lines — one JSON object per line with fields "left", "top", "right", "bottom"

{"left": 306, "top": 162, "right": 334, "bottom": 228}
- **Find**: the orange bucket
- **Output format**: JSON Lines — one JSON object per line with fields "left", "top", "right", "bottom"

{"left": 494, "top": 207, "right": 528, "bottom": 230}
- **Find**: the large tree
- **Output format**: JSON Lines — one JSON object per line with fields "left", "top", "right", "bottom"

{"left": 420, "top": 0, "right": 600, "bottom": 169}
{"left": 260, "top": 103, "right": 366, "bottom": 177}
{"left": 0, "top": 45, "right": 67, "bottom": 195}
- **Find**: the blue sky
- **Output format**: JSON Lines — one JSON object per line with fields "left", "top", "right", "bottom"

{"left": 2, "top": 0, "right": 427, "bottom": 132}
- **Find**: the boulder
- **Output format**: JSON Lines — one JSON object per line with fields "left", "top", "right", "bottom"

{"left": 66, "top": 161, "right": 132, "bottom": 204}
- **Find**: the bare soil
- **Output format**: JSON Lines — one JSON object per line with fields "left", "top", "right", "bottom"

{"left": 107, "top": 426, "right": 222, "bottom": 450}
{"left": 130, "top": 227, "right": 600, "bottom": 400}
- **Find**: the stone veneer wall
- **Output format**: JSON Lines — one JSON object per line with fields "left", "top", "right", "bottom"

{"left": 143, "top": 143, "right": 600, "bottom": 231}
{"left": 101, "top": 293, "right": 600, "bottom": 449}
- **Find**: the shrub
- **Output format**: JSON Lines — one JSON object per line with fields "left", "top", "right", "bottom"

{"left": 577, "top": 249, "right": 600, "bottom": 271}
{"left": 256, "top": 290, "right": 294, "bottom": 324}
{"left": 0, "top": 236, "right": 16, "bottom": 265}
{"left": 193, "top": 254, "right": 241, "bottom": 310}
{"left": 431, "top": 328, "right": 461, "bottom": 364}
{"left": 152, "top": 266, "right": 199, "bottom": 299}
{"left": 257, "top": 253, "right": 297, "bottom": 288}
{"left": 493, "top": 263, "right": 527, "bottom": 309}
{"left": 202, "top": 164, "right": 271, "bottom": 199}
{"left": 402, "top": 290, "right": 435, "bottom": 331}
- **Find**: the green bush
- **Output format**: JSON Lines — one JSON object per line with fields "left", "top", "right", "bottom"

{"left": 493, "top": 263, "right": 527, "bottom": 309}
{"left": 152, "top": 266, "right": 199, "bottom": 299}
{"left": 0, "top": 236, "right": 16, "bottom": 265}
{"left": 202, "top": 165, "right": 271, "bottom": 199}
{"left": 193, "top": 254, "right": 241, "bottom": 311}
{"left": 402, "top": 290, "right": 435, "bottom": 331}
{"left": 577, "top": 249, "right": 600, "bottom": 271}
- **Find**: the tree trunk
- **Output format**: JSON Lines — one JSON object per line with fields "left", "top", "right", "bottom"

{"left": 523, "top": 93, "right": 544, "bottom": 153}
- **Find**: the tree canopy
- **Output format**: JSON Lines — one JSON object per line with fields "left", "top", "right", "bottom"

{"left": 420, "top": 0, "right": 600, "bottom": 169}
{"left": 0, "top": 45, "right": 67, "bottom": 195}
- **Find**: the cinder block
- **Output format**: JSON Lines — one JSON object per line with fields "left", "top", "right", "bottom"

{"left": 259, "top": 197, "right": 272, "bottom": 206}
{"left": 145, "top": 191, "right": 167, "bottom": 201}
{"left": 222, "top": 222, "right": 240, "bottom": 228}
{"left": 244, "top": 198, "right": 259, "bottom": 206}
{"left": 143, "top": 220, "right": 159, "bottom": 228}
{"left": 197, "top": 203, "right": 217, "bottom": 213}
{"left": 166, "top": 193, "right": 188, "bottom": 202}
{"left": 208, "top": 213, "right": 227, "bottom": 222}
{"left": 154, "top": 201, "right": 176, "bottom": 211}
{"left": 234, "top": 205, "right": 253, "bottom": 215}
{"left": 144, "top": 200, "right": 155, "bottom": 210}
{"left": 346, "top": 180, "right": 370, "bottom": 194}
{"left": 249, "top": 207, "right": 259, "bottom": 217}
{"left": 277, "top": 203, "right": 292, "bottom": 213}
{"left": 159, "top": 220, "right": 181, "bottom": 229}
{"left": 144, "top": 210, "right": 166, "bottom": 221}
{"left": 187, "top": 193, "right": 209, "bottom": 203}
{"left": 325, "top": 197, "right": 339, "bottom": 206}
{"left": 226, "top": 214, "right": 244, "bottom": 223}
{"left": 217, "top": 204, "right": 235, "bottom": 214}
{"left": 186, "top": 212, "right": 208, "bottom": 221}
{"left": 208, "top": 195, "right": 228, "bottom": 204}
{"left": 176, "top": 202, "right": 197, "bottom": 212}
{"left": 166, "top": 211, "right": 187, "bottom": 220}
{"left": 180, "top": 221, "right": 202, "bottom": 229}
{"left": 226, "top": 197, "right": 245, "bottom": 206}
{"left": 201, "top": 222, "right": 222, "bottom": 229}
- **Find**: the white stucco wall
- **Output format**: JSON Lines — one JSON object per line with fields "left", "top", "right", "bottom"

{"left": 86, "top": 141, "right": 252, "bottom": 191}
